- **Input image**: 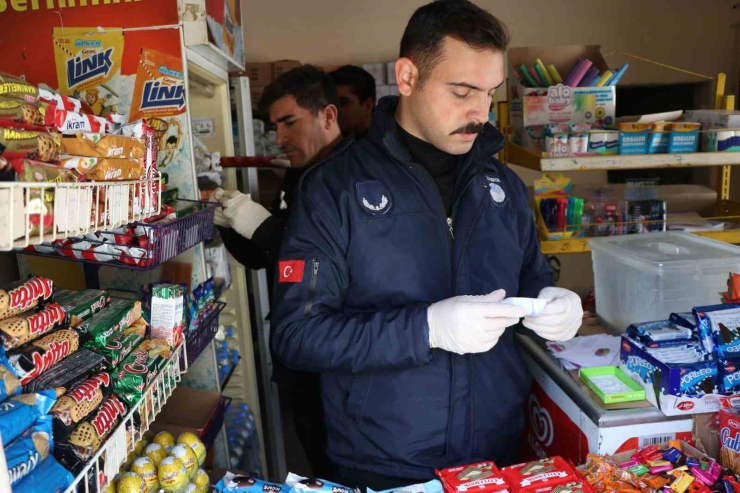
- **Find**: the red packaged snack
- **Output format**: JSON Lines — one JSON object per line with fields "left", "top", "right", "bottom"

{"left": 502, "top": 458, "right": 578, "bottom": 493}
{"left": 0, "top": 277, "right": 54, "bottom": 320}
{"left": 437, "top": 462, "right": 510, "bottom": 493}
{"left": 8, "top": 328, "right": 82, "bottom": 385}
{"left": 44, "top": 106, "right": 112, "bottom": 135}
{"left": 0, "top": 302, "right": 66, "bottom": 350}
{"left": 720, "top": 408, "right": 740, "bottom": 474}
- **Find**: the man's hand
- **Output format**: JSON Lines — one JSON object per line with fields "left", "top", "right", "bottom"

{"left": 522, "top": 287, "right": 582, "bottom": 342}
{"left": 428, "top": 290, "right": 526, "bottom": 355}
{"left": 212, "top": 188, "right": 272, "bottom": 240}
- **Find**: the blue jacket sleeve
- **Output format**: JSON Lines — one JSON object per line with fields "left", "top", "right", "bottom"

{"left": 516, "top": 181, "right": 555, "bottom": 298}
{"left": 270, "top": 186, "right": 433, "bottom": 374}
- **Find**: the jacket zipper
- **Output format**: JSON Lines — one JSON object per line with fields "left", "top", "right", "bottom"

{"left": 412, "top": 164, "right": 454, "bottom": 240}
{"left": 303, "top": 257, "right": 320, "bottom": 317}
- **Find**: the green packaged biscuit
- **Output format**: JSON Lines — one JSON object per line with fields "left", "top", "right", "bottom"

{"left": 95, "top": 317, "right": 147, "bottom": 369}
{"left": 113, "top": 339, "right": 171, "bottom": 406}
{"left": 56, "top": 289, "right": 110, "bottom": 328}
{"left": 78, "top": 299, "right": 141, "bottom": 351}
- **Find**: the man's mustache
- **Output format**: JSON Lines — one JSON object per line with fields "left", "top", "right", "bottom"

{"left": 451, "top": 122, "right": 485, "bottom": 135}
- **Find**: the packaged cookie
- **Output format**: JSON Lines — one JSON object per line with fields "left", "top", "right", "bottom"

{"left": 55, "top": 289, "right": 110, "bottom": 328}
{"left": 501, "top": 457, "right": 578, "bottom": 493}
{"left": 9, "top": 328, "right": 82, "bottom": 385}
{"left": 78, "top": 299, "right": 141, "bottom": 351}
{"left": 436, "top": 462, "right": 510, "bottom": 493}
{"left": 0, "top": 128, "right": 62, "bottom": 161}
{"left": 0, "top": 346, "right": 22, "bottom": 402}
{"left": 0, "top": 388, "right": 56, "bottom": 446}
{"left": 6, "top": 414, "right": 53, "bottom": 486}
{"left": 0, "top": 96, "right": 44, "bottom": 126}
{"left": 285, "top": 473, "right": 357, "bottom": 493}
{"left": 0, "top": 276, "right": 53, "bottom": 320}
{"left": 62, "top": 133, "right": 145, "bottom": 159}
{"left": 23, "top": 348, "right": 106, "bottom": 394}
{"left": 0, "top": 72, "right": 37, "bottom": 103}
{"left": 37, "top": 88, "right": 82, "bottom": 113}
{"left": 12, "top": 455, "right": 74, "bottom": 493}
{"left": 60, "top": 155, "right": 145, "bottom": 181}
{"left": 50, "top": 371, "right": 112, "bottom": 443}
{"left": 215, "top": 473, "right": 288, "bottom": 493}
{"left": 113, "top": 339, "right": 171, "bottom": 406}
{"left": 45, "top": 107, "right": 113, "bottom": 135}
{"left": 0, "top": 302, "right": 66, "bottom": 350}
{"left": 55, "top": 393, "right": 128, "bottom": 473}
{"left": 95, "top": 316, "right": 147, "bottom": 369}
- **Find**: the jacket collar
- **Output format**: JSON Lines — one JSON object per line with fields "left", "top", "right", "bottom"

{"left": 367, "top": 96, "right": 506, "bottom": 171}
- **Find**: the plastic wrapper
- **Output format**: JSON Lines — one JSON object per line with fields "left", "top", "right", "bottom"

{"left": 0, "top": 346, "right": 22, "bottom": 402}
{"left": 501, "top": 457, "right": 579, "bottom": 493}
{"left": 285, "top": 473, "right": 357, "bottom": 493}
{"left": 61, "top": 155, "right": 145, "bottom": 181}
{"left": 50, "top": 371, "right": 112, "bottom": 443}
{"left": 6, "top": 414, "right": 53, "bottom": 486}
{"left": 55, "top": 289, "right": 110, "bottom": 328}
{"left": 11, "top": 455, "right": 74, "bottom": 493}
{"left": 0, "top": 128, "right": 61, "bottom": 161}
{"left": 55, "top": 393, "right": 127, "bottom": 473}
{"left": 0, "top": 388, "right": 56, "bottom": 446}
{"left": 23, "top": 348, "right": 106, "bottom": 394}
{"left": 0, "top": 72, "right": 38, "bottom": 102}
{"left": 113, "top": 339, "right": 171, "bottom": 406}
{"left": 214, "top": 472, "right": 288, "bottom": 493}
{"left": 0, "top": 276, "right": 53, "bottom": 320}
{"left": 0, "top": 96, "right": 44, "bottom": 125}
{"left": 45, "top": 106, "right": 113, "bottom": 134}
{"left": 95, "top": 316, "right": 147, "bottom": 369}
{"left": 77, "top": 299, "right": 141, "bottom": 351}
{"left": 61, "top": 133, "right": 145, "bottom": 159}
{"left": 0, "top": 302, "right": 66, "bottom": 350}
{"left": 9, "top": 327, "right": 83, "bottom": 385}
{"left": 436, "top": 462, "right": 509, "bottom": 493}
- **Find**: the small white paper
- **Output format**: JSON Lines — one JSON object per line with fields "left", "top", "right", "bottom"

{"left": 547, "top": 334, "right": 621, "bottom": 369}
{"left": 501, "top": 297, "right": 547, "bottom": 317}
{"left": 192, "top": 117, "right": 216, "bottom": 137}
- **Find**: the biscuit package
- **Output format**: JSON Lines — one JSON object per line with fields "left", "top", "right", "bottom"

{"left": 55, "top": 289, "right": 110, "bottom": 328}
{"left": 0, "top": 276, "right": 53, "bottom": 320}
{"left": 95, "top": 316, "right": 147, "bottom": 369}
{"left": 6, "top": 414, "right": 53, "bottom": 486}
{"left": 50, "top": 371, "right": 112, "bottom": 442}
{"left": 285, "top": 474, "right": 357, "bottom": 493}
{"left": 0, "top": 302, "right": 66, "bottom": 350}
{"left": 501, "top": 457, "right": 579, "bottom": 493}
{"left": 52, "top": 27, "right": 124, "bottom": 96}
{"left": 0, "top": 388, "right": 56, "bottom": 446}
{"left": 9, "top": 328, "right": 82, "bottom": 385}
{"left": 23, "top": 348, "right": 106, "bottom": 394}
{"left": 78, "top": 299, "right": 141, "bottom": 351}
{"left": 113, "top": 339, "right": 170, "bottom": 406}
{"left": 437, "top": 462, "right": 510, "bottom": 493}
{"left": 62, "top": 133, "right": 145, "bottom": 159}
{"left": 0, "top": 128, "right": 62, "bottom": 162}
{"left": 12, "top": 455, "right": 74, "bottom": 493}
{"left": 0, "top": 72, "right": 38, "bottom": 103}
{"left": 61, "top": 155, "right": 145, "bottom": 180}
{"left": 214, "top": 472, "right": 288, "bottom": 493}
{"left": 0, "top": 96, "right": 44, "bottom": 126}
{"left": 0, "top": 346, "right": 22, "bottom": 402}
{"left": 46, "top": 108, "right": 113, "bottom": 135}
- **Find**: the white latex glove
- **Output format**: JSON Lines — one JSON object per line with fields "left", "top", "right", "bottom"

{"left": 428, "top": 289, "right": 526, "bottom": 355}
{"left": 213, "top": 206, "right": 230, "bottom": 227}
{"left": 522, "top": 287, "right": 583, "bottom": 342}
{"left": 213, "top": 188, "right": 271, "bottom": 240}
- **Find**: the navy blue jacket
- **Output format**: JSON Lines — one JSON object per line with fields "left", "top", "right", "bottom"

{"left": 271, "top": 97, "right": 554, "bottom": 479}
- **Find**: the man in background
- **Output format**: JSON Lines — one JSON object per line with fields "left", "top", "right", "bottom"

{"left": 215, "top": 65, "right": 346, "bottom": 479}
{"left": 329, "top": 65, "right": 376, "bottom": 137}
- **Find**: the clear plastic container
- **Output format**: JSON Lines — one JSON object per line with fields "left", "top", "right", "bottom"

{"left": 589, "top": 232, "right": 740, "bottom": 332}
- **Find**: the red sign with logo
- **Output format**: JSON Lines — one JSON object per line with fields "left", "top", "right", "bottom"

{"left": 521, "top": 381, "right": 590, "bottom": 464}
{"left": 278, "top": 260, "right": 305, "bottom": 283}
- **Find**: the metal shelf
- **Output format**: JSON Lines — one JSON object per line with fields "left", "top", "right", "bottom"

{"left": 506, "top": 141, "right": 740, "bottom": 172}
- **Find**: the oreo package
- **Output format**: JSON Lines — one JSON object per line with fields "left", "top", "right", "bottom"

{"left": 12, "top": 455, "right": 74, "bottom": 493}
{"left": 23, "top": 348, "right": 106, "bottom": 394}
{"left": 720, "top": 358, "right": 740, "bottom": 393}
{"left": 7, "top": 414, "right": 54, "bottom": 486}
{"left": 0, "top": 388, "right": 56, "bottom": 446}
{"left": 285, "top": 473, "right": 358, "bottom": 493}
{"left": 694, "top": 304, "right": 740, "bottom": 356}
{"left": 50, "top": 371, "right": 112, "bottom": 443}
{"left": 215, "top": 472, "right": 289, "bottom": 493}
{"left": 55, "top": 393, "right": 128, "bottom": 473}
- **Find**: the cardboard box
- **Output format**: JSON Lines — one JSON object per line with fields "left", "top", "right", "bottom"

{"left": 508, "top": 45, "right": 616, "bottom": 153}
{"left": 242, "top": 62, "right": 273, "bottom": 86}
{"left": 272, "top": 59, "right": 301, "bottom": 80}
{"left": 148, "top": 387, "right": 226, "bottom": 449}
{"left": 363, "top": 63, "right": 386, "bottom": 85}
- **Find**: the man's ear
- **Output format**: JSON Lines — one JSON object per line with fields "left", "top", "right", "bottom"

{"left": 395, "top": 57, "right": 419, "bottom": 96}
{"left": 324, "top": 104, "right": 339, "bottom": 129}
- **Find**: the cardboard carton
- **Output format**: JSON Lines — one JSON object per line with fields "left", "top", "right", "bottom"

{"left": 242, "top": 62, "right": 273, "bottom": 86}
{"left": 272, "top": 59, "right": 301, "bottom": 80}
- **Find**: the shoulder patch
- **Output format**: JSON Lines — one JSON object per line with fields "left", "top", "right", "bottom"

{"left": 356, "top": 180, "right": 392, "bottom": 215}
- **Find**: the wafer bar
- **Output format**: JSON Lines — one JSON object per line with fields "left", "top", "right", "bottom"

{"left": 0, "top": 302, "right": 66, "bottom": 350}
{"left": 78, "top": 299, "right": 141, "bottom": 350}
{"left": 9, "top": 328, "right": 82, "bottom": 385}
{"left": 55, "top": 289, "right": 110, "bottom": 328}
{"left": 22, "top": 348, "right": 105, "bottom": 394}
{"left": 0, "top": 276, "right": 53, "bottom": 320}
{"left": 113, "top": 339, "right": 170, "bottom": 406}
{"left": 51, "top": 371, "right": 112, "bottom": 443}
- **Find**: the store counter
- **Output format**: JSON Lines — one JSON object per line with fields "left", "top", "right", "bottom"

{"left": 516, "top": 329, "right": 694, "bottom": 463}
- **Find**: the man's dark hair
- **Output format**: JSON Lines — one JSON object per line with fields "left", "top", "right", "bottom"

{"left": 400, "top": 0, "right": 510, "bottom": 83}
{"left": 328, "top": 65, "right": 376, "bottom": 103}
{"left": 259, "top": 64, "right": 339, "bottom": 117}
{"left": 166, "top": 135, "right": 177, "bottom": 145}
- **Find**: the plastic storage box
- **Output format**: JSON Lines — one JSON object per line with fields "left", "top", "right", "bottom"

{"left": 589, "top": 232, "right": 740, "bottom": 332}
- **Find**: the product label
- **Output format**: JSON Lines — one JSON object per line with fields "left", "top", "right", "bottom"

{"left": 28, "top": 303, "right": 65, "bottom": 336}
{"left": 8, "top": 278, "right": 53, "bottom": 312}
{"left": 69, "top": 373, "right": 110, "bottom": 403}
{"left": 90, "top": 395, "right": 125, "bottom": 436}
{"left": 22, "top": 339, "right": 70, "bottom": 384}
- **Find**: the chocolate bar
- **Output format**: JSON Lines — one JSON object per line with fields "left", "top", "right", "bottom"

{"left": 22, "top": 348, "right": 106, "bottom": 394}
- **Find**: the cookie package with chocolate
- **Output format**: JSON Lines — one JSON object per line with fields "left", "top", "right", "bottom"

{"left": 436, "top": 462, "right": 510, "bottom": 493}
{"left": 0, "top": 302, "right": 66, "bottom": 350}
{"left": 55, "top": 289, "right": 110, "bottom": 328}
{"left": 0, "top": 128, "right": 62, "bottom": 162}
{"left": 50, "top": 371, "right": 112, "bottom": 443}
{"left": 113, "top": 339, "right": 171, "bottom": 407}
{"left": 0, "top": 95, "right": 44, "bottom": 126}
{"left": 501, "top": 457, "right": 579, "bottom": 493}
{"left": 6, "top": 414, "right": 53, "bottom": 486}
{"left": 215, "top": 472, "right": 289, "bottom": 493}
{"left": 55, "top": 393, "right": 128, "bottom": 473}
{"left": 0, "top": 346, "right": 22, "bottom": 403}
{"left": 0, "top": 388, "right": 56, "bottom": 446}
{"left": 23, "top": 348, "right": 106, "bottom": 395}
{"left": 0, "top": 276, "right": 54, "bottom": 321}
{"left": 8, "top": 327, "right": 83, "bottom": 385}
{"left": 78, "top": 299, "right": 141, "bottom": 351}
{"left": 95, "top": 317, "right": 147, "bottom": 370}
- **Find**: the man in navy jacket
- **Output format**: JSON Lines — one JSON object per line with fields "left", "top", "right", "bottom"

{"left": 271, "top": 1, "right": 582, "bottom": 490}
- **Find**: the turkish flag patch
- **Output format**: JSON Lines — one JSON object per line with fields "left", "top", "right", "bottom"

{"left": 278, "top": 260, "right": 305, "bottom": 283}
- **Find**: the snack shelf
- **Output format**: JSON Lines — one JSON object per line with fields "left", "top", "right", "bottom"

{"left": 181, "top": 301, "right": 227, "bottom": 372}
{"left": 0, "top": 174, "right": 161, "bottom": 252}
{"left": 63, "top": 342, "right": 184, "bottom": 493}
{"left": 505, "top": 141, "right": 740, "bottom": 172}
{"left": 18, "top": 200, "right": 217, "bottom": 270}
{"left": 540, "top": 229, "right": 740, "bottom": 254}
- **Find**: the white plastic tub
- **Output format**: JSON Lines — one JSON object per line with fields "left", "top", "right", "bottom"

{"left": 589, "top": 232, "right": 740, "bottom": 331}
